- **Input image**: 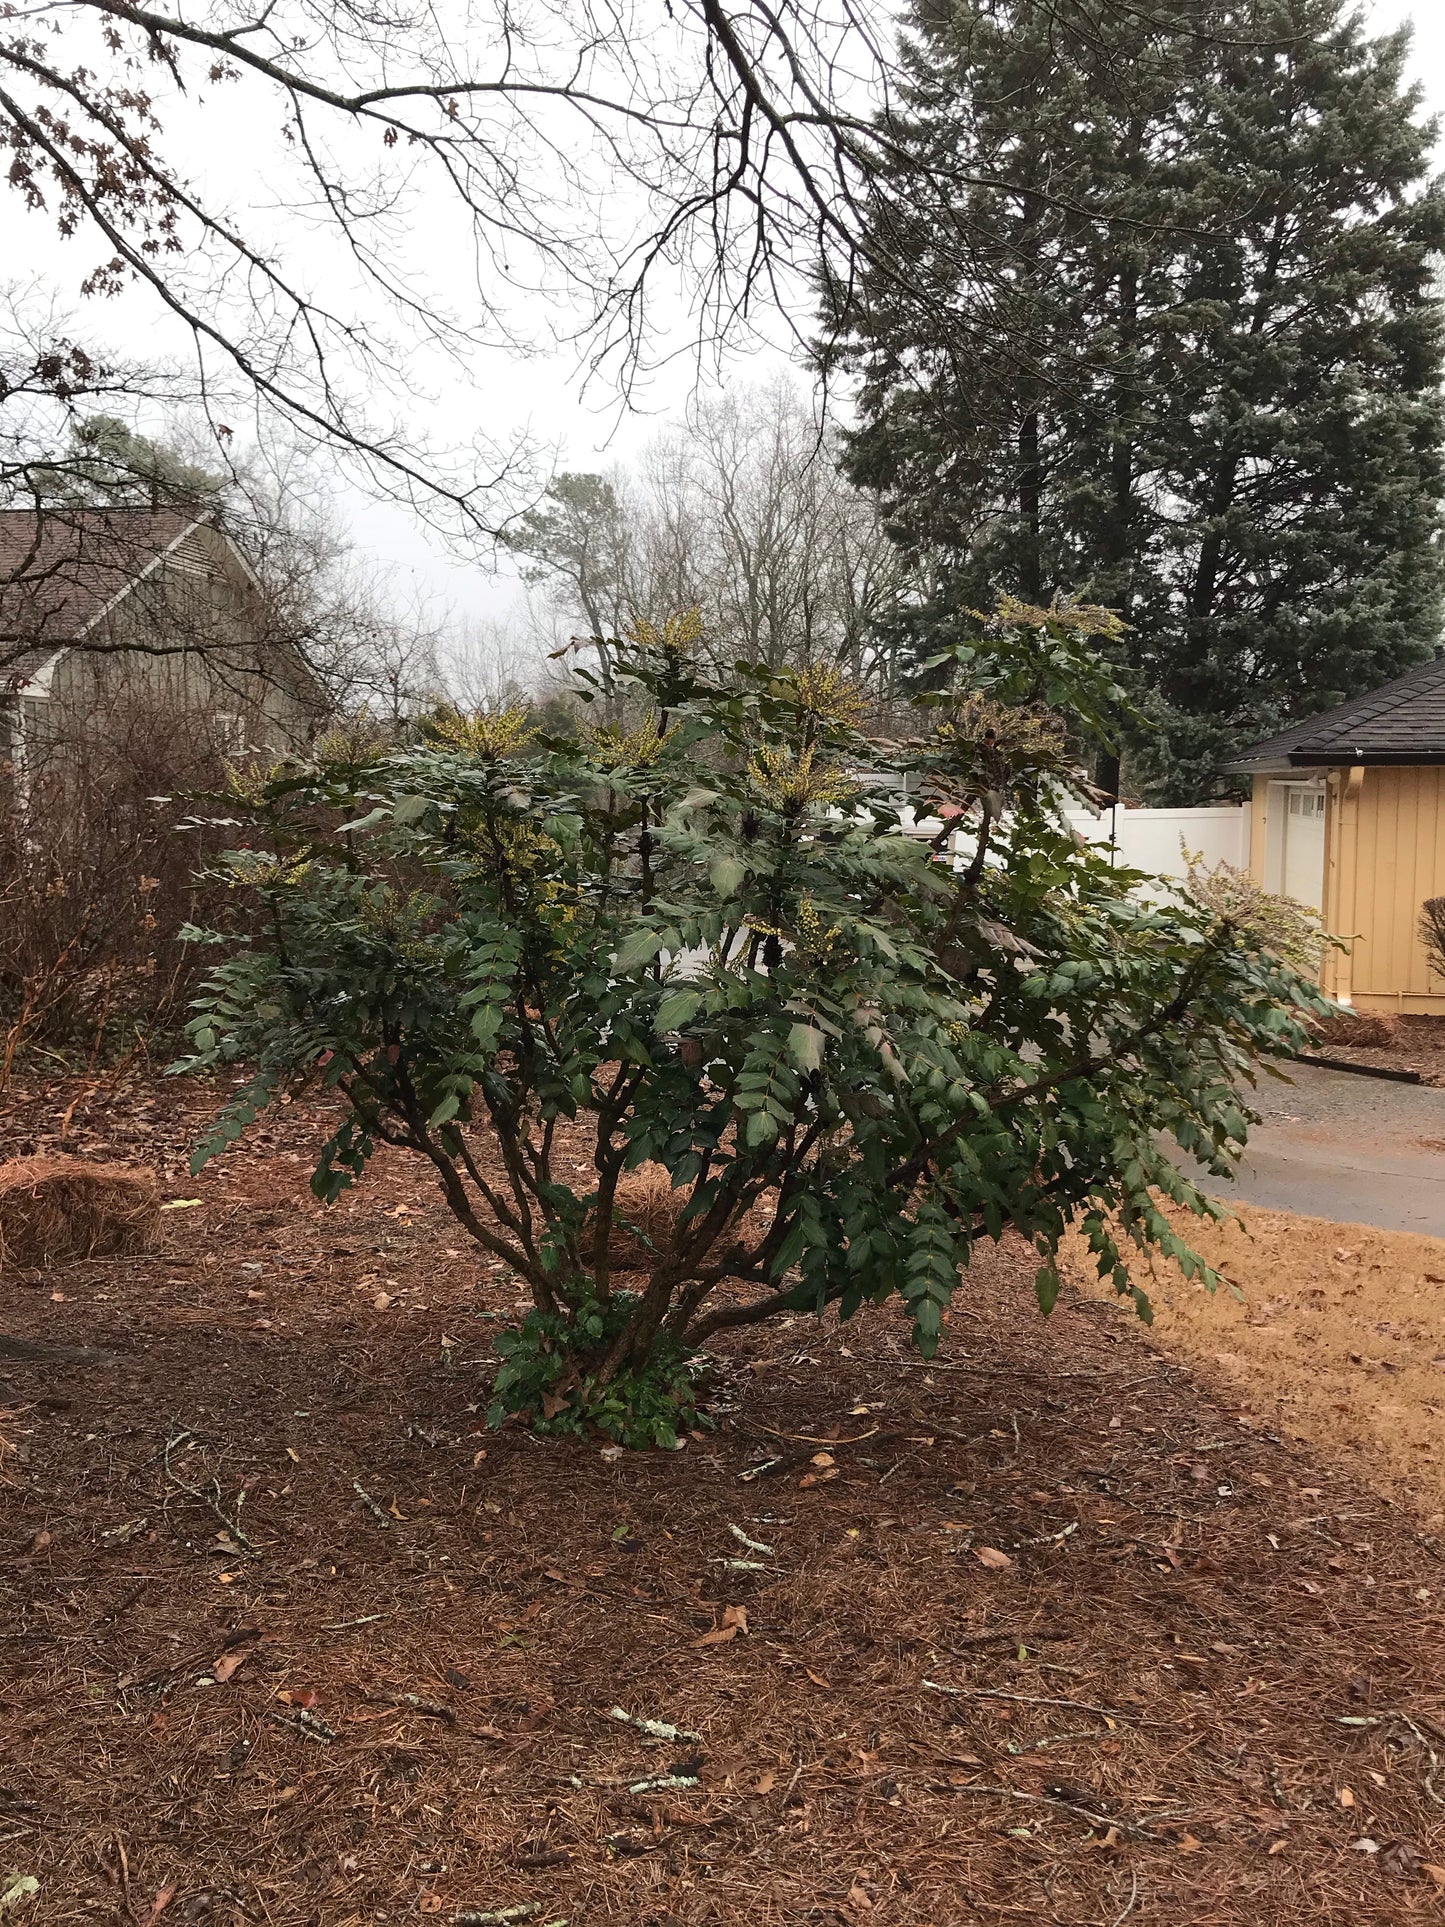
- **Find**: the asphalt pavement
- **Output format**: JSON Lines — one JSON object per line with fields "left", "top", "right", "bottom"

{"left": 1178, "top": 1061, "right": 1445, "bottom": 1237}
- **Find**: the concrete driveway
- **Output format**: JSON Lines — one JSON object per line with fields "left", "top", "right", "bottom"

{"left": 1181, "top": 1061, "right": 1445, "bottom": 1237}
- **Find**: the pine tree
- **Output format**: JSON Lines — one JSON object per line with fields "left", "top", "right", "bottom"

{"left": 826, "top": 0, "right": 1445, "bottom": 802}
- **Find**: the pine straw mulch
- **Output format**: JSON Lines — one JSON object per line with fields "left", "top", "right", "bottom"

{"left": 1064, "top": 1201, "right": 1445, "bottom": 1530}
{"left": 1308, "top": 1014, "right": 1445, "bottom": 1087}
{"left": 3, "top": 1072, "right": 1445, "bottom": 1926}
{"left": 0, "top": 1155, "right": 161, "bottom": 1270}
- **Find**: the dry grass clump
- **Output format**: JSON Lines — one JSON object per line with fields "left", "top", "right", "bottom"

{"left": 585, "top": 1163, "right": 689, "bottom": 1272}
{"left": 0, "top": 1156, "right": 160, "bottom": 1269}
{"left": 1063, "top": 1203, "right": 1445, "bottom": 1522}
{"left": 1311, "top": 1009, "right": 1400, "bottom": 1049}
{"left": 584, "top": 1163, "right": 772, "bottom": 1274}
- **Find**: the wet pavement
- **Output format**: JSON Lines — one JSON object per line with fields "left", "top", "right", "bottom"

{"left": 1180, "top": 1061, "right": 1445, "bottom": 1236}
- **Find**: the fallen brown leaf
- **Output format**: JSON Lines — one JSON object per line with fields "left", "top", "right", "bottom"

{"left": 722, "top": 1603, "right": 749, "bottom": 1635}
{"left": 141, "top": 1883, "right": 177, "bottom": 1924}
{"left": 975, "top": 1546, "right": 1013, "bottom": 1571}
{"left": 212, "top": 1650, "right": 248, "bottom": 1684}
{"left": 697, "top": 1624, "right": 738, "bottom": 1647}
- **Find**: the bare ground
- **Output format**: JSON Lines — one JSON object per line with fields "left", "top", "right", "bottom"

{"left": 3, "top": 1073, "right": 1445, "bottom": 1925}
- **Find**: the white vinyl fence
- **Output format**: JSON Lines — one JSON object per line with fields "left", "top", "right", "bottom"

{"left": 898, "top": 801, "right": 1250, "bottom": 886}
{"left": 1063, "top": 803, "right": 1250, "bottom": 881}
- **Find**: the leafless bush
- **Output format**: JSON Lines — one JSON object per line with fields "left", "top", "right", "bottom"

{"left": 1420, "top": 897, "right": 1445, "bottom": 984}
{"left": 0, "top": 691, "right": 239, "bottom": 1081}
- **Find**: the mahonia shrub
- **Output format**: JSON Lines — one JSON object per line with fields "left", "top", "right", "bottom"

{"left": 174, "top": 601, "right": 1328, "bottom": 1440}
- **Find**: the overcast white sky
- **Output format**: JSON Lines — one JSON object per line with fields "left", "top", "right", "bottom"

{"left": 5, "top": 0, "right": 1443, "bottom": 647}
{"left": 290, "top": 0, "right": 1445, "bottom": 630}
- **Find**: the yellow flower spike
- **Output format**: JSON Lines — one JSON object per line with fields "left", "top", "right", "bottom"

{"left": 990, "top": 592, "right": 1127, "bottom": 642}
{"left": 222, "top": 755, "right": 292, "bottom": 803}
{"left": 423, "top": 703, "right": 536, "bottom": 758}
{"left": 624, "top": 608, "right": 704, "bottom": 656}
{"left": 791, "top": 662, "right": 868, "bottom": 729}
{"left": 585, "top": 714, "right": 679, "bottom": 770}
{"left": 746, "top": 743, "right": 857, "bottom": 811}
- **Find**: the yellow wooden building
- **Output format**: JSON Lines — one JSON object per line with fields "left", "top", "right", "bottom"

{"left": 1228, "top": 657, "right": 1445, "bottom": 1012}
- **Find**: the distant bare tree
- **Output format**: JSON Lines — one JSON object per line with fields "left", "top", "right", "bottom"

{"left": 645, "top": 382, "right": 910, "bottom": 686}
{"left": 508, "top": 381, "right": 911, "bottom": 692}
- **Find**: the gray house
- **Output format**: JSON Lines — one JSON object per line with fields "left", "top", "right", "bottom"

{"left": 1, "top": 507, "right": 323, "bottom": 797}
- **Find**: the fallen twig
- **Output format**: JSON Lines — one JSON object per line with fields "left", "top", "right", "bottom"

{"left": 937, "top": 1781, "right": 1158, "bottom": 1843}
{"left": 1338, "top": 1712, "right": 1445, "bottom": 1805}
{"left": 748, "top": 1421, "right": 879, "bottom": 1446}
{"left": 1013, "top": 1522, "right": 1080, "bottom": 1552}
{"left": 728, "top": 1523, "right": 774, "bottom": 1556}
{"left": 1001, "top": 1725, "right": 1109, "bottom": 1757}
{"left": 270, "top": 1707, "right": 337, "bottom": 1744}
{"left": 738, "top": 1457, "right": 783, "bottom": 1482}
{"left": 352, "top": 1481, "right": 391, "bottom": 1528}
{"left": 608, "top": 1706, "right": 702, "bottom": 1745}
{"left": 923, "top": 1682, "right": 1129, "bottom": 1720}
{"left": 627, "top": 1773, "right": 700, "bottom": 1795}
{"left": 454, "top": 1907, "right": 549, "bottom": 1926}
{"left": 367, "top": 1689, "right": 456, "bottom": 1724}
{"left": 163, "top": 1430, "right": 256, "bottom": 1554}
{"left": 740, "top": 1428, "right": 912, "bottom": 1481}
{"left": 1110, "top": 1867, "right": 1139, "bottom": 1927}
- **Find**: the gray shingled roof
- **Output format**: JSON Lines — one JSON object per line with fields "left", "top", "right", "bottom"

{"left": 0, "top": 508, "right": 197, "bottom": 685}
{"left": 1225, "top": 655, "right": 1445, "bottom": 772}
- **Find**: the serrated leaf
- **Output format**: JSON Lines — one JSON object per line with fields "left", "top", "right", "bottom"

{"left": 788, "top": 1022, "right": 825, "bottom": 1071}
{"left": 710, "top": 854, "right": 746, "bottom": 899}
{"left": 655, "top": 989, "right": 702, "bottom": 1032}
{"left": 338, "top": 806, "right": 390, "bottom": 834}
{"left": 614, "top": 927, "right": 664, "bottom": 974}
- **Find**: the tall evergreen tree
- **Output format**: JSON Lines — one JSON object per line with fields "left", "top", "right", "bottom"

{"left": 825, "top": 0, "right": 1445, "bottom": 801}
